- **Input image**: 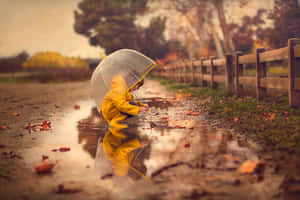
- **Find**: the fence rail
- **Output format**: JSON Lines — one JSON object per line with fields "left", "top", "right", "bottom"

{"left": 152, "top": 38, "right": 300, "bottom": 108}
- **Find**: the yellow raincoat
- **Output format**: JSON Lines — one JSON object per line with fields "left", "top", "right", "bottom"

{"left": 102, "top": 130, "right": 141, "bottom": 177}
{"left": 101, "top": 75, "right": 145, "bottom": 138}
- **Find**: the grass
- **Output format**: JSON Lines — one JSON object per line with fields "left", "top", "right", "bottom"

{"left": 0, "top": 76, "right": 29, "bottom": 83}
{"left": 150, "top": 76, "right": 300, "bottom": 154}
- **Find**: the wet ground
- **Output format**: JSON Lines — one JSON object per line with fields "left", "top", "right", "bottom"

{"left": 0, "top": 80, "right": 299, "bottom": 200}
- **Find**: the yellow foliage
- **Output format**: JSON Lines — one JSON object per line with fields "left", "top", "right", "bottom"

{"left": 23, "top": 51, "right": 89, "bottom": 69}
{"left": 252, "top": 39, "right": 270, "bottom": 53}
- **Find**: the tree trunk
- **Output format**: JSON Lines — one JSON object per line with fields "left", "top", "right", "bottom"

{"left": 213, "top": 0, "right": 235, "bottom": 53}
{"left": 211, "top": 25, "right": 224, "bottom": 58}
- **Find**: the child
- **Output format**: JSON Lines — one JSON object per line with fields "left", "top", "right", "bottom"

{"left": 101, "top": 74, "right": 148, "bottom": 138}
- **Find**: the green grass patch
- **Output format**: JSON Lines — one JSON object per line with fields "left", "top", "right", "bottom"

{"left": 153, "top": 76, "right": 300, "bottom": 154}
{"left": 0, "top": 76, "right": 28, "bottom": 83}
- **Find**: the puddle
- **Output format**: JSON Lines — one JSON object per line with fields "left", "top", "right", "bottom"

{"left": 22, "top": 83, "right": 285, "bottom": 199}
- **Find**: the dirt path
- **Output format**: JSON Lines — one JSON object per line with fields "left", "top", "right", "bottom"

{"left": 0, "top": 80, "right": 296, "bottom": 200}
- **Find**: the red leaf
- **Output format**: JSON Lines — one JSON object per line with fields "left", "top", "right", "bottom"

{"left": 40, "top": 121, "right": 51, "bottom": 131}
{"left": 175, "top": 125, "right": 185, "bottom": 129}
{"left": 12, "top": 112, "right": 20, "bottom": 117}
{"left": 42, "top": 155, "right": 49, "bottom": 161}
{"left": 35, "top": 160, "right": 55, "bottom": 174}
{"left": 183, "top": 142, "right": 190, "bottom": 148}
{"left": 59, "top": 147, "right": 71, "bottom": 152}
{"left": 161, "top": 117, "right": 169, "bottom": 120}
{"left": 74, "top": 105, "right": 80, "bottom": 110}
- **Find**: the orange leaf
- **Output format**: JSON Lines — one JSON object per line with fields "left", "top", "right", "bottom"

{"left": 191, "top": 112, "right": 199, "bottom": 116}
{"left": 12, "top": 112, "right": 20, "bottom": 117}
{"left": 74, "top": 105, "right": 80, "bottom": 110}
{"left": 161, "top": 116, "right": 169, "bottom": 120}
{"left": 175, "top": 93, "right": 183, "bottom": 99}
{"left": 237, "top": 160, "right": 260, "bottom": 174}
{"left": 233, "top": 118, "right": 239, "bottom": 123}
{"left": 186, "top": 110, "right": 193, "bottom": 115}
{"left": 0, "top": 126, "right": 9, "bottom": 130}
{"left": 184, "top": 93, "right": 191, "bottom": 97}
{"left": 269, "top": 113, "right": 276, "bottom": 121}
{"left": 35, "top": 160, "right": 55, "bottom": 174}
{"left": 59, "top": 147, "right": 71, "bottom": 152}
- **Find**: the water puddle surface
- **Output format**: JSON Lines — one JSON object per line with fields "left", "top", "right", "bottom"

{"left": 22, "top": 81, "right": 285, "bottom": 199}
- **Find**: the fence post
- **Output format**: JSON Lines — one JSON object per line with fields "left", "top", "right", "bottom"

{"left": 225, "top": 54, "right": 234, "bottom": 94}
{"left": 288, "top": 38, "right": 300, "bottom": 108}
{"left": 172, "top": 64, "right": 175, "bottom": 81}
{"left": 187, "top": 60, "right": 193, "bottom": 83}
{"left": 174, "top": 64, "right": 177, "bottom": 81}
{"left": 256, "top": 48, "right": 267, "bottom": 101}
{"left": 210, "top": 56, "right": 217, "bottom": 89}
{"left": 200, "top": 57, "right": 208, "bottom": 87}
{"left": 234, "top": 52, "right": 243, "bottom": 95}
{"left": 183, "top": 61, "right": 187, "bottom": 83}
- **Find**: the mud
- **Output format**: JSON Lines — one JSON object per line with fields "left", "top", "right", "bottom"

{"left": 0, "top": 80, "right": 299, "bottom": 200}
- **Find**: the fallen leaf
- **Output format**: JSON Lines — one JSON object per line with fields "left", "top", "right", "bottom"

{"left": 186, "top": 110, "right": 193, "bottom": 115}
{"left": 25, "top": 122, "right": 36, "bottom": 133}
{"left": 184, "top": 93, "right": 191, "bottom": 97}
{"left": 150, "top": 122, "right": 157, "bottom": 128}
{"left": 175, "top": 125, "right": 185, "bottom": 129}
{"left": 269, "top": 113, "right": 276, "bottom": 121}
{"left": 237, "top": 160, "right": 260, "bottom": 174}
{"left": 12, "top": 112, "right": 20, "bottom": 117}
{"left": 59, "top": 147, "right": 71, "bottom": 152}
{"left": 55, "top": 182, "right": 83, "bottom": 194}
{"left": 191, "top": 112, "right": 200, "bottom": 116}
{"left": 183, "top": 142, "right": 190, "bottom": 148}
{"left": 175, "top": 93, "right": 183, "bottom": 100}
{"left": 161, "top": 116, "right": 169, "bottom": 120}
{"left": 233, "top": 118, "right": 239, "bottom": 123}
{"left": 74, "top": 105, "right": 80, "bottom": 110}
{"left": 35, "top": 160, "right": 55, "bottom": 174}
{"left": 155, "top": 98, "right": 164, "bottom": 102}
{"left": 0, "top": 126, "right": 9, "bottom": 130}
{"left": 42, "top": 155, "right": 49, "bottom": 161}
{"left": 42, "top": 120, "right": 51, "bottom": 128}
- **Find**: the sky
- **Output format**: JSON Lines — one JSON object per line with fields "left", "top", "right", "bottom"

{"left": 0, "top": 0, "right": 101, "bottom": 58}
{"left": 0, "top": 0, "right": 274, "bottom": 59}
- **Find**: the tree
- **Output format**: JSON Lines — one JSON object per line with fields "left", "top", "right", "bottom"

{"left": 74, "top": 0, "right": 182, "bottom": 59}
{"left": 227, "top": 9, "right": 267, "bottom": 53}
{"left": 74, "top": 0, "right": 147, "bottom": 54}
{"left": 170, "top": 0, "right": 240, "bottom": 55}
{"left": 257, "top": 0, "right": 300, "bottom": 48}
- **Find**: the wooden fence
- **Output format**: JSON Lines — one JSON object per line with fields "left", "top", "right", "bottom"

{"left": 152, "top": 38, "right": 300, "bottom": 108}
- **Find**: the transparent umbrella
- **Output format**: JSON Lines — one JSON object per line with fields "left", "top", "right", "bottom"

{"left": 91, "top": 49, "right": 157, "bottom": 112}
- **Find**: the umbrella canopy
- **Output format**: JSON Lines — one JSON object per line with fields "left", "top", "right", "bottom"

{"left": 91, "top": 49, "right": 157, "bottom": 111}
